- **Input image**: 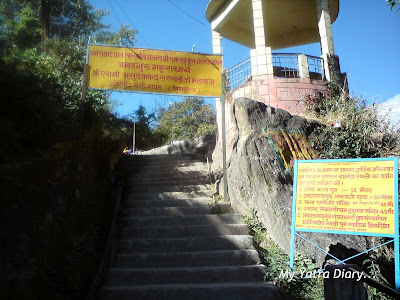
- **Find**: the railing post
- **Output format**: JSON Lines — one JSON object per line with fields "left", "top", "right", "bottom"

{"left": 298, "top": 54, "right": 310, "bottom": 79}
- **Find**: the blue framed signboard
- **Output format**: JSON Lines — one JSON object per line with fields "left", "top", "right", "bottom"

{"left": 290, "top": 157, "right": 399, "bottom": 290}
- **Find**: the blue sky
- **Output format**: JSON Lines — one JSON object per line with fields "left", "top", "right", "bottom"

{"left": 89, "top": 0, "right": 400, "bottom": 120}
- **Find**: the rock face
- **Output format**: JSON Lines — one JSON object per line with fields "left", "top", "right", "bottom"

{"left": 212, "top": 98, "right": 369, "bottom": 266}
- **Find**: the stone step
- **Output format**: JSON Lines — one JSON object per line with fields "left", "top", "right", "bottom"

{"left": 97, "top": 154, "right": 281, "bottom": 299}
{"left": 103, "top": 265, "right": 267, "bottom": 285}
{"left": 121, "top": 154, "right": 196, "bottom": 161}
{"left": 98, "top": 282, "right": 283, "bottom": 300}
{"left": 129, "top": 162, "right": 207, "bottom": 170}
{"left": 124, "top": 161, "right": 200, "bottom": 168}
{"left": 126, "top": 179, "right": 210, "bottom": 186}
{"left": 113, "top": 249, "right": 261, "bottom": 268}
{"left": 121, "top": 155, "right": 198, "bottom": 163}
{"left": 128, "top": 172, "right": 209, "bottom": 181}
{"left": 130, "top": 161, "right": 207, "bottom": 168}
{"left": 128, "top": 171, "right": 208, "bottom": 178}
{"left": 117, "top": 235, "right": 255, "bottom": 254}
{"left": 120, "top": 223, "right": 248, "bottom": 239}
{"left": 120, "top": 214, "right": 243, "bottom": 227}
{"left": 126, "top": 191, "right": 213, "bottom": 200}
{"left": 130, "top": 155, "right": 207, "bottom": 164}
{"left": 122, "top": 198, "right": 213, "bottom": 208}
{"left": 125, "top": 184, "right": 212, "bottom": 194}
{"left": 120, "top": 203, "right": 232, "bottom": 217}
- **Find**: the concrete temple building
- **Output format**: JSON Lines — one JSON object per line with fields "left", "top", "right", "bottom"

{"left": 206, "top": 0, "right": 346, "bottom": 144}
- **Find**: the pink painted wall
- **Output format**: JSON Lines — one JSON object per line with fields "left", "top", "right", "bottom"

{"left": 216, "top": 75, "right": 328, "bottom": 146}
{"left": 231, "top": 75, "right": 328, "bottom": 114}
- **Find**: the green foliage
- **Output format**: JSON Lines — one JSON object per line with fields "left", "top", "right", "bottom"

{"left": 0, "top": 53, "right": 61, "bottom": 159}
{"left": 243, "top": 210, "right": 324, "bottom": 300}
{"left": 0, "top": 0, "right": 136, "bottom": 298}
{"left": 304, "top": 85, "right": 399, "bottom": 159}
{"left": 130, "top": 105, "right": 164, "bottom": 150}
{"left": 363, "top": 258, "right": 395, "bottom": 300}
{"left": 156, "top": 97, "right": 217, "bottom": 144}
{"left": 0, "top": 0, "right": 136, "bottom": 160}
{"left": 4, "top": 4, "right": 41, "bottom": 49}
{"left": 95, "top": 23, "right": 137, "bottom": 46}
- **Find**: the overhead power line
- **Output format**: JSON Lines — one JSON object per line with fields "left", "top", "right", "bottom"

{"left": 112, "top": 0, "right": 151, "bottom": 47}
{"left": 166, "top": 0, "right": 209, "bottom": 28}
{"left": 110, "top": 0, "right": 172, "bottom": 107}
{"left": 106, "top": 0, "right": 123, "bottom": 25}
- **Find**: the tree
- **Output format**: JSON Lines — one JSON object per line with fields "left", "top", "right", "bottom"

{"left": 131, "top": 105, "right": 160, "bottom": 150}
{"left": 0, "top": 0, "right": 138, "bottom": 155}
{"left": 386, "top": 0, "right": 400, "bottom": 14}
{"left": 0, "top": 1, "right": 140, "bottom": 298}
{"left": 156, "top": 97, "right": 217, "bottom": 143}
{"left": 95, "top": 24, "right": 137, "bottom": 46}
{"left": 0, "top": 1, "right": 41, "bottom": 51}
{"left": 0, "top": 0, "right": 136, "bottom": 53}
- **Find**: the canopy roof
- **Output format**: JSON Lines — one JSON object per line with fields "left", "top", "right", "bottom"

{"left": 206, "top": 0, "right": 339, "bottom": 50}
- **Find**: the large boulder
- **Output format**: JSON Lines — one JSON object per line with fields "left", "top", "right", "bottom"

{"left": 212, "top": 98, "right": 370, "bottom": 266}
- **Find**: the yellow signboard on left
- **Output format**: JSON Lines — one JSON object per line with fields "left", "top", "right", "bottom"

{"left": 87, "top": 45, "right": 222, "bottom": 97}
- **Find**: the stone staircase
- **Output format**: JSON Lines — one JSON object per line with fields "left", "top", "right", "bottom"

{"left": 97, "top": 154, "right": 283, "bottom": 299}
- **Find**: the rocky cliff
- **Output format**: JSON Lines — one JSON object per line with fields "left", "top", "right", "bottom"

{"left": 212, "top": 98, "right": 370, "bottom": 266}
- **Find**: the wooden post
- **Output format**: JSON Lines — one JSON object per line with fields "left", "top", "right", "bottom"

{"left": 133, "top": 117, "right": 136, "bottom": 153}
{"left": 81, "top": 64, "right": 89, "bottom": 103}
{"left": 221, "top": 71, "right": 228, "bottom": 201}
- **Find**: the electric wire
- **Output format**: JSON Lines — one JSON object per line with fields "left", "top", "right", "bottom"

{"left": 112, "top": 0, "right": 151, "bottom": 47}
{"left": 103, "top": 0, "right": 170, "bottom": 106}
{"left": 103, "top": 0, "right": 212, "bottom": 112}
{"left": 106, "top": 0, "right": 123, "bottom": 26}
{"left": 166, "top": 0, "right": 209, "bottom": 28}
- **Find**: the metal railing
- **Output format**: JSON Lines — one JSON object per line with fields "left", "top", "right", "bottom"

{"left": 226, "top": 53, "right": 325, "bottom": 90}
{"left": 307, "top": 55, "right": 325, "bottom": 80}
{"left": 272, "top": 53, "right": 300, "bottom": 78}
{"left": 226, "top": 58, "right": 252, "bottom": 90}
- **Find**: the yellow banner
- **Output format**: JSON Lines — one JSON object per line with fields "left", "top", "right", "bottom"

{"left": 87, "top": 45, "right": 222, "bottom": 97}
{"left": 295, "top": 160, "right": 396, "bottom": 235}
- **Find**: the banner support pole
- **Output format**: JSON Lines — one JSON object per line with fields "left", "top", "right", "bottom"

{"left": 289, "top": 161, "right": 298, "bottom": 271}
{"left": 394, "top": 159, "right": 399, "bottom": 291}
{"left": 133, "top": 117, "right": 136, "bottom": 154}
{"left": 81, "top": 63, "right": 89, "bottom": 103}
{"left": 81, "top": 43, "right": 90, "bottom": 103}
{"left": 221, "top": 70, "right": 228, "bottom": 201}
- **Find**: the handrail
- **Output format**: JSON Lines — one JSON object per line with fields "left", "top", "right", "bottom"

{"left": 86, "top": 169, "right": 123, "bottom": 300}
{"left": 273, "top": 53, "right": 322, "bottom": 60}
{"left": 225, "top": 58, "right": 252, "bottom": 91}
{"left": 346, "top": 267, "right": 400, "bottom": 299}
{"left": 228, "top": 57, "right": 252, "bottom": 70}
{"left": 226, "top": 53, "right": 325, "bottom": 90}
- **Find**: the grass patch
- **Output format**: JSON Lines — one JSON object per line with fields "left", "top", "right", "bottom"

{"left": 243, "top": 209, "right": 324, "bottom": 300}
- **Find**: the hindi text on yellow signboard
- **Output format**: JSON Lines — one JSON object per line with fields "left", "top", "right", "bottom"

{"left": 295, "top": 160, "right": 396, "bottom": 235}
{"left": 87, "top": 45, "right": 222, "bottom": 97}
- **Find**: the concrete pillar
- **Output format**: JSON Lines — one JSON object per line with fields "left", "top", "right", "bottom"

{"left": 316, "top": 0, "right": 335, "bottom": 56}
{"left": 212, "top": 30, "right": 222, "bottom": 55}
{"left": 298, "top": 54, "right": 310, "bottom": 78}
{"left": 251, "top": 0, "right": 273, "bottom": 76}
{"left": 316, "top": 0, "right": 335, "bottom": 81}
{"left": 212, "top": 30, "right": 223, "bottom": 143}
